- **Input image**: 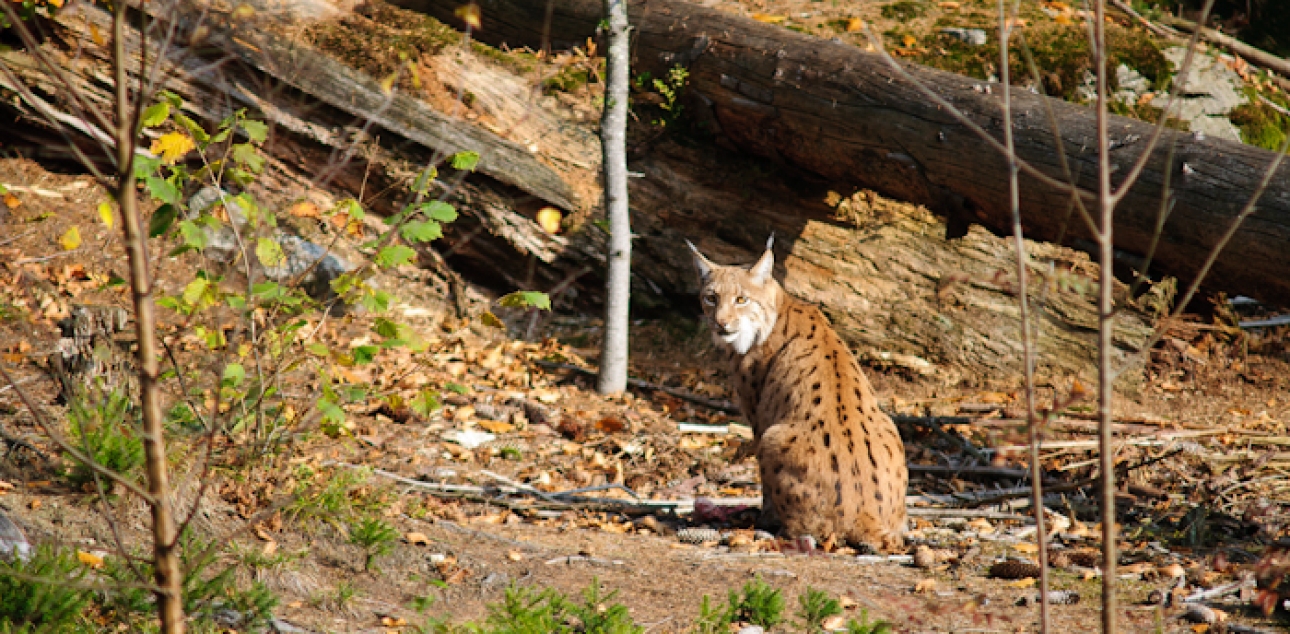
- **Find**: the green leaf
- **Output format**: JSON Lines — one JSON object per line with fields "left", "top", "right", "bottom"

{"left": 222, "top": 363, "right": 246, "bottom": 388}
{"left": 400, "top": 220, "right": 442, "bottom": 244}
{"left": 410, "top": 390, "right": 442, "bottom": 417}
{"left": 374, "top": 245, "right": 416, "bottom": 269}
{"left": 145, "top": 177, "right": 180, "bottom": 206}
{"left": 232, "top": 143, "right": 265, "bottom": 173}
{"left": 172, "top": 112, "right": 210, "bottom": 146}
{"left": 337, "top": 198, "right": 364, "bottom": 220}
{"left": 148, "top": 203, "right": 178, "bottom": 237}
{"left": 255, "top": 237, "right": 285, "bottom": 267}
{"left": 177, "top": 220, "right": 208, "bottom": 250}
{"left": 412, "top": 167, "right": 438, "bottom": 193}
{"left": 225, "top": 294, "right": 247, "bottom": 310}
{"left": 351, "top": 345, "right": 379, "bottom": 365}
{"left": 444, "top": 382, "right": 469, "bottom": 395}
{"left": 422, "top": 201, "right": 458, "bottom": 222}
{"left": 360, "top": 289, "right": 392, "bottom": 313}
{"left": 140, "top": 102, "right": 170, "bottom": 129}
{"left": 498, "top": 290, "right": 551, "bottom": 311}
{"left": 182, "top": 277, "right": 210, "bottom": 306}
{"left": 158, "top": 89, "right": 182, "bottom": 107}
{"left": 133, "top": 155, "right": 162, "bottom": 180}
{"left": 449, "top": 151, "right": 480, "bottom": 171}
{"left": 241, "top": 119, "right": 268, "bottom": 143}
{"left": 306, "top": 343, "right": 331, "bottom": 357}
{"left": 373, "top": 318, "right": 404, "bottom": 339}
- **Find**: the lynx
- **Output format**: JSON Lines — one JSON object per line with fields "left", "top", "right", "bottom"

{"left": 688, "top": 237, "right": 907, "bottom": 552}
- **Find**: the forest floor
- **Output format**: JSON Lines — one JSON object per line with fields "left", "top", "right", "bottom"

{"left": 2, "top": 0, "right": 1290, "bottom": 631}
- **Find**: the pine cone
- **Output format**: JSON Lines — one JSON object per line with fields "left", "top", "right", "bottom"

{"left": 1066, "top": 549, "right": 1101, "bottom": 569}
{"left": 989, "top": 560, "right": 1042, "bottom": 579}
{"left": 676, "top": 527, "right": 724, "bottom": 544}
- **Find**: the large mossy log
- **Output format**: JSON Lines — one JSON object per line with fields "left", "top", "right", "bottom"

{"left": 390, "top": 0, "right": 1290, "bottom": 310}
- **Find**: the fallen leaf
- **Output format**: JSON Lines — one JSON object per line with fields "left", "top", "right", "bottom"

{"left": 845, "top": 17, "right": 865, "bottom": 31}
{"left": 477, "top": 419, "right": 515, "bottom": 434}
{"left": 27, "top": 499, "right": 41, "bottom": 510}
{"left": 288, "top": 201, "right": 320, "bottom": 218}
{"left": 938, "top": 1, "right": 960, "bottom": 8}
{"left": 507, "top": 550, "right": 524, "bottom": 561}
{"left": 0, "top": 481, "right": 12, "bottom": 493}
{"left": 1192, "top": 626, "right": 1209, "bottom": 633}
{"left": 77, "top": 551, "right": 105, "bottom": 568}
{"left": 479, "top": 311, "right": 505, "bottom": 328}
{"left": 821, "top": 615, "right": 846, "bottom": 629}
{"left": 381, "top": 616, "right": 408, "bottom": 627}
{"left": 595, "top": 417, "right": 626, "bottom": 433}
{"left": 406, "top": 532, "right": 430, "bottom": 546}
{"left": 914, "top": 578, "right": 937, "bottom": 593}
{"left": 1014, "top": 542, "right": 1039, "bottom": 554}
{"left": 751, "top": 13, "right": 787, "bottom": 23}
{"left": 443, "top": 567, "right": 469, "bottom": 584}
{"left": 902, "top": 34, "right": 918, "bottom": 47}
{"left": 1007, "top": 577, "right": 1037, "bottom": 588}
{"left": 89, "top": 22, "right": 106, "bottom": 46}
{"left": 262, "top": 540, "right": 277, "bottom": 556}
{"left": 59, "top": 225, "right": 80, "bottom": 250}
{"left": 97, "top": 201, "right": 115, "bottom": 228}
{"left": 3, "top": 193, "right": 20, "bottom": 210}
{"left": 536, "top": 207, "right": 562, "bottom": 234}
{"left": 838, "top": 595, "right": 857, "bottom": 609}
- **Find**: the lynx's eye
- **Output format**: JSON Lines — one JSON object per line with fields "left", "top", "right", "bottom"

{"left": 702, "top": 294, "right": 717, "bottom": 306}
{"left": 735, "top": 296, "right": 749, "bottom": 305}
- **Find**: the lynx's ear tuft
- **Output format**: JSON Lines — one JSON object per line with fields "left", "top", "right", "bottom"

{"left": 750, "top": 240, "right": 775, "bottom": 286}
{"left": 765, "top": 232, "right": 775, "bottom": 252}
{"left": 686, "top": 240, "right": 713, "bottom": 281}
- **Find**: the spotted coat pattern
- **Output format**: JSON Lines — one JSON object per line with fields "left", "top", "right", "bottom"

{"left": 690, "top": 241, "right": 908, "bottom": 552}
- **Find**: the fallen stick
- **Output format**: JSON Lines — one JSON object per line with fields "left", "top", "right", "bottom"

{"left": 1161, "top": 15, "right": 1290, "bottom": 92}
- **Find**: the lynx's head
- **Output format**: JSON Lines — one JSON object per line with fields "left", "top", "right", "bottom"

{"left": 687, "top": 236, "right": 783, "bottom": 355}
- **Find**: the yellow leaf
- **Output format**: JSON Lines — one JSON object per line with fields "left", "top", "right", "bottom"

{"left": 1014, "top": 543, "right": 1039, "bottom": 554}
{"left": 3, "top": 193, "right": 20, "bottom": 209}
{"left": 379, "top": 72, "right": 398, "bottom": 94}
{"left": 97, "top": 201, "right": 115, "bottom": 228}
{"left": 938, "top": 1, "right": 961, "bottom": 8}
{"left": 288, "top": 201, "right": 320, "bottom": 218}
{"left": 47, "top": 0, "right": 63, "bottom": 7}
{"left": 89, "top": 22, "right": 106, "bottom": 46}
{"left": 231, "top": 3, "right": 256, "bottom": 19}
{"left": 455, "top": 3, "right": 482, "bottom": 29}
{"left": 536, "top": 207, "right": 562, "bottom": 234}
{"left": 845, "top": 17, "right": 865, "bottom": 32}
{"left": 477, "top": 419, "right": 515, "bottom": 434}
{"left": 60, "top": 226, "right": 81, "bottom": 251}
{"left": 77, "top": 550, "right": 104, "bottom": 568}
{"left": 1191, "top": 625, "right": 1209, "bottom": 633}
{"left": 479, "top": 311, "right": 504, "bottom": 328}
{"left": 902, "top": 34, "right": 919, "bottom": 48}
{"left": 1007, "top": 577, "right": 1036, "bottom": 588}
{"left": 751, "top": 13, "right": 787, "bottom": 23}
{"left": 405, "top": 532, "right": 430, "bottom": 545}
{"left": 149, "top": 131, "right": 195, "bottom": 164}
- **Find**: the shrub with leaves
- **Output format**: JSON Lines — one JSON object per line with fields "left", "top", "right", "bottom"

{"left": 63, "top": 390, "right": 144, "bottom": 491}
{"left": 349, "top": 516, "right": 399, "bottom": 572}
{"left": 796, "top": 587, "right": 842, "bottom": 631}
{"left": 0, "top": 544, "right": 93, "bottom": 633}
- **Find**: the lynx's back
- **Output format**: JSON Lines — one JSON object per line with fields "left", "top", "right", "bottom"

{"left": 689, "top": 239, "right": 907, "bottom": 552}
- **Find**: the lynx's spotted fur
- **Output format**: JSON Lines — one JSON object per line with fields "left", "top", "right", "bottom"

{"left": 688, "top": 238, "right": 908, "bottom": 552}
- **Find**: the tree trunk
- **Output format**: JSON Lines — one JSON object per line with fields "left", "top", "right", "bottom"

{"left": 596, "top": 0, "right": 632, "bottom": 394}
{"left": 390, "top": 0, "right": 1290, "bottom": 310}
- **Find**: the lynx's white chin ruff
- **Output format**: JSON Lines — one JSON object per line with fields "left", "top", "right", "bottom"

{"left": 717, "top": 306, "right": 776, "bottom": 355}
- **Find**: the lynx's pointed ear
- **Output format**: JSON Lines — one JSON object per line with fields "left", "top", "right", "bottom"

{"left": 686, "top": 240, "right": 713, "bottom": 281}
{"left": 750, "top": 240, "right": 775, "bottom": 286}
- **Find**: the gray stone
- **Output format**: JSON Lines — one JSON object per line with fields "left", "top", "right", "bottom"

{"left": 1163, "top": 47, "right": 1247, "bottom": 142}
{"left": 941, "top": 28, "right": 987, "bottom": 47}
{"left": 0, "top": 509, "right": 30, "bottom": 562}
{"left": 187, "top": 187, "right": 354, "bottom": 303}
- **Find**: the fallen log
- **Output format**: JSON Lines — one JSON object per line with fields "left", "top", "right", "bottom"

{"left": 391, "top": 0, "right": 1290, "bottom": 309}
{"left": 0, "top": 0, "right": 1161, "bottom": 386}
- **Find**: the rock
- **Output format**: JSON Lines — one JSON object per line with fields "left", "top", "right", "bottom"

{"left": 187, "top": 187, "right": 354, "bottom": 303}
{"left": 1162, "top": 47, "right": 1247, "bottom": 142}
{"left": 1181, "top": 603, "right": 1218, "bottom": 624}
{"left": 734, "top": 627, "right": 765, "bottom": 634}
{"left": 1113, "top": 64, "right": 1152, "bottom": 104}
{"left": 0, "top": 509, "right": 31, "bottom": 562}
{"left": 913, "top": 545, "right": 936, "bottom": 569}
{"left": 941, "top": 28, "right": 987, "bottom": 46}
{"left": 1016, "top": 590, "right": 1081, "bottom": 606}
